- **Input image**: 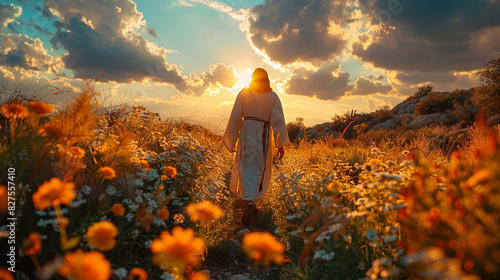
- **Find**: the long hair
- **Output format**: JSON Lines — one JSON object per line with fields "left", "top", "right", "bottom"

{"left": 248, "top": 68, "right": 272, "bottom": 93}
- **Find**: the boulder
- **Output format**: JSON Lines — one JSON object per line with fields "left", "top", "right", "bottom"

{"left": 372, "top": 116, "right": 403, "bottom": 130}
{"left": 399, "top": 103, "right": 416, "bottom": 114}
{"left": 407, "top": 113, "right": 441, "bottom": 129}
{"left": 391, "top": 101, "right": 414, "bottom": 115}
{"left": 438, "top": 113, "right": 460, "bottom": 126}
{"left": 229, "top": 274, "right": 251, "bottom": 280}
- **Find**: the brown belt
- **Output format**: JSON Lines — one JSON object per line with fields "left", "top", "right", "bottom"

{"left": 243, "top": 116, "right": 270, "bottom": 192}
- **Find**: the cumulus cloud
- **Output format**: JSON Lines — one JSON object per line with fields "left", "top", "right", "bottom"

{"left": 247, "top": 0, "right": 354, "bottom": 65}
{"left": 354, "top": 0, "right": 500, "bottom": 73}
{"left": 0, "top": 3, "right": 21, "bottom": 28}
{"left": 45, "top": 0, "right": 185, "bottom": 84}
{"left": 285, "top": 63, "right": 352, "bottom": 101}
{"left": 175, "top": 63, "right": 237, "bottom": 96}
{"left": 350, "top": 76, "right": 392, "bottom": 95}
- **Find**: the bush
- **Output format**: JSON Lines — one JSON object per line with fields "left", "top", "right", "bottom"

{"left": 414, "top": 92, "right": 454, "bottom": 115}
{"left": 472, "top": 54, "right": 500, "bottom": 117}
{"left": 287, "top": 117, "right": 306, "bottom": 142}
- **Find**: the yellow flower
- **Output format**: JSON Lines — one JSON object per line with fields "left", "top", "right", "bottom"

{"left": 128, "top": 267, "right": 148, "bottom": 280}
{"left": 0, "top": 185, "right": 7, "bottom": 213}
{"left": 98, "top": 167, "right": 116, "bottom": 180}
{"left": 157, "top": 207, "right": 170, "bottom": 221}
{"left": 467, "top": 169, "right": 493, "bottom": 187}
{"left": 242, "top": 231, "right": 285, "bottom": 267}
{"left": 191, "top": 271, "right": 210, "bottom": 280}
{"left": 22, "top": 232, "right": 42, "bottom": 256}
{"left": 86, "top": 221, "right": 119, "bottom": 251}
{"left": 0, "top": 103, "right": 28, "bottom": 119}
{"left": 111, "top": 203, "right": 125, "bottom": 217}
{"left": 138, "top": 159, "right": 150, "bottom": 171}
{"left": 185, "top": 201, "right": 223, "bottom": 222}
{"left": 0, "top": 268, "right": 14, "bottom": 280}
{"left": 58, "top": 249, "right": 111, "bottom": 280}
{"left": 327, "top": 181, "right": 343, "bottom": 191}
{"left": 151, "top": 226, "right": 205, "bottom": 271}
{"left": 38, "top": 123, "right": 62, "bottom": 139}
{"left": 164, "top": 166, "right": 177, "bottom": 179}
{"left": 25, "top": 101, "right": 54, "bottom": 116}
{"left": 68, "top": 146, "right": 85, "bottom": 158}
{"left": 32, "top": 177, "right": 75, "bottom": 210}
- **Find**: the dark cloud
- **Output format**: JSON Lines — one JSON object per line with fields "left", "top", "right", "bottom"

{"left": 0, "top": 3, "right": 22, "bottom": 28}
{"left": 248, "top": 0, "right": 353, "bottom": 65}
{"left": 51, "top": 17, "right": 184, "bottom": 84}
{"left": 351, "top": 76, "right": 392, "bottom": 95}
{"left": 285, "top": 63, "right": 352, "bottom": 100}
{"left": 396, "top": 73, "right": 458, "bottom": 84}
{"left": 355, "top": 0, "right": 500, "bottom": 73}
{"left": 175, "top": 63, "right": 237, "bottom": 96}
{"left": 146, "top": 26, "right": 158, "bottom": 38}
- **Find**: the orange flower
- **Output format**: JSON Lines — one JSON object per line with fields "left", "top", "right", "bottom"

{"left": 86, "top": 221, "right": 118, "bottom": 251}
{"left": 23, "top": 232, "right": 42, "bottom": 256}
{"left": 242, "top": 232, "right": 285, "bottom": 267}
{"left": 32, "top": 177, "right": 75, "bottom": 210}
{"left": 138, "top": 159, "right": 150, "bottom": 171}
{"left": 151, "top": 226, "right": 205, "bottom": 271}
{"left": 185, "top": 201, "right": 223, "bottom": 222}
{"left": 128, "top": 267, "right": 148, "bottom": 280}
{"left": 164, "top": 166, "right": 177, "bottom": 179}
{"left": 58, "top": 249, "right": 111, "bottom": 280}
{"left": 157, "top": 207, "right": 170, "bottom": 221}
{"left": 0, "top": 103, "right": 28, "bottom": 119}
{"left": 111, "top": 203, "right": 125, "bottom": 217}
{"left": 68, "top": 146, "right": 85, "bottom": 158}
{"left": 0, "top": 268, "right": 14, "bottom": 280}
{"left": 467, "top": 169, "right": 493, "bottom": 187}
{"left": 98, "top": 167, "right": 116, "bottom": 180}
{"left": 161, "top": 175, "right": 168, "bottom": 181}
{"left": 191, "top": 271, "right": 210, "bottom": 280}
{"left": 38, "top": 123, "right": 62, "bottom": 139}
{"left": 25, "top": 101, "right": 54, "bottom": 116}
{"left": 0, "top": 185, "right": 7, "bottom": 213}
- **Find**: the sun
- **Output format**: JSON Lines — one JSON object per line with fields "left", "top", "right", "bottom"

{"left": 234, "top": 68, "right": 253, "bottom": 90}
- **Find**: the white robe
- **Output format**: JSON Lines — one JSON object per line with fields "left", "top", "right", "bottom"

{"left": 222, "top": 88, "right": 290, "bottom": 207}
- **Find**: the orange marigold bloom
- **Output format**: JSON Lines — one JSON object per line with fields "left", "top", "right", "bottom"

{"left": 157, "top": 207, "right": 170, "bottom": 221}
{"left": 185, "top": 201, "right": 223, "bottom": 222}
{"left": 0, "top": 268, "right": 14, "bottom": 280}
{"left": 151, "top": 226, "right": 205, "bottom": 269}
{"left": 38, "top": 123, "right": 62, "bottom": 139}
{"left": 25, "top": 101, "right": 55, "bottom": 116}
{"left": 32, "top": 177, "right": 75, "bottom": 210}
{"left": 98, "top": 167, "right": 116, "bottom": 180}
{"left": 111, "top": 203, "right": 125, "bottom": 217}
{"left": 161, "top": 175, "right": 168, "bottom": 181}
{"left": 86, "top": 221, "right": 119, "bottom": 251}
{"left": 128, "top": 267, "right": 148, "bottom": 280}
{"left": 191, "top": 271, "right": 210, "bottom": 280}
{"left": 0, "top": 185, "right": 7, "bottom": 213}
{"left": 138, "top": 159, "right": 150, "bottom": 171}
{"left": 58, "top": 249, "right": 111, "bottom": 280}
{"left": 23, "top": 232, "right": 42, "bottom": 256}
{"left": 467, "top": 169, "right": 493, "bottom": 187}
{"left": 68, "top": 146, "right": 85, "bottom": 158}
{"left": 0, "top": 103, "right": 28, "bottom": 119}
{"left": 164, "top": 166, "right": 177, "bottom": 179}
{"left": 242, "top": 232, "right": 285, "bottom": 267}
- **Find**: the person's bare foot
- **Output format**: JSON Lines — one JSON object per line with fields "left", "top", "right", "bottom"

{"left": 241, "top": 202, "right": 256, "bottom": 227}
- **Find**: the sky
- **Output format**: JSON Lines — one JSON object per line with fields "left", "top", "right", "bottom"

{"left": 1, "top": 0, "right": 499, "bottom": 133}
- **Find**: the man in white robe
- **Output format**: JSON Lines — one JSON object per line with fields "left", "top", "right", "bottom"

{"left": 222, "top": 68, "right": 289, "bottom": 227}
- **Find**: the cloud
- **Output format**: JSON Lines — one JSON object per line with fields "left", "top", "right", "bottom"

{"left": 45, "top": 0, "right": 185, "bottom": 84}
{"left": 146, "top": 26, "right": 157, "bottom": 38}
{"left": 175, "top": 63, "right": 237, "bottom": 96}
{"left": 247, "top": 0, "right": 354, "bottom": 65}
{"left": 285, "top": 63, "right": 352, "bottom": 101}
{"left": 354, "top": 0, "right": 500, "bottom": 73}
{"left": 350, "top": 76, "right": 392, "bottom": 95}
{"left": 0, "top": 3, "right": 22, "bottom": 28}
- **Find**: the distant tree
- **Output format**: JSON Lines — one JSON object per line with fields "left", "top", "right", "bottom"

{"left": 404, "top": 85, "right": 433, "bottom": 102}
{"left": 287, "top": 117, "right": 305, "bottom": 142}
{"left": 472, "top": 54, "right": 500, "bottom": 117}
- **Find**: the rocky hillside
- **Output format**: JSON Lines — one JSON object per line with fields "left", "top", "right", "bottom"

{"left": 293, "top": 86, "right": 500, "bottom": 141}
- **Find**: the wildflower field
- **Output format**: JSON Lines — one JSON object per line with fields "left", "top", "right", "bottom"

{"left": 1, "top": 84, "right": 500, "bottom": 280}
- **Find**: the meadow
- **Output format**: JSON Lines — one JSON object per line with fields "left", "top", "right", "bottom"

{"left": 1, "top": 81, "right": 499, "bottom": 280}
